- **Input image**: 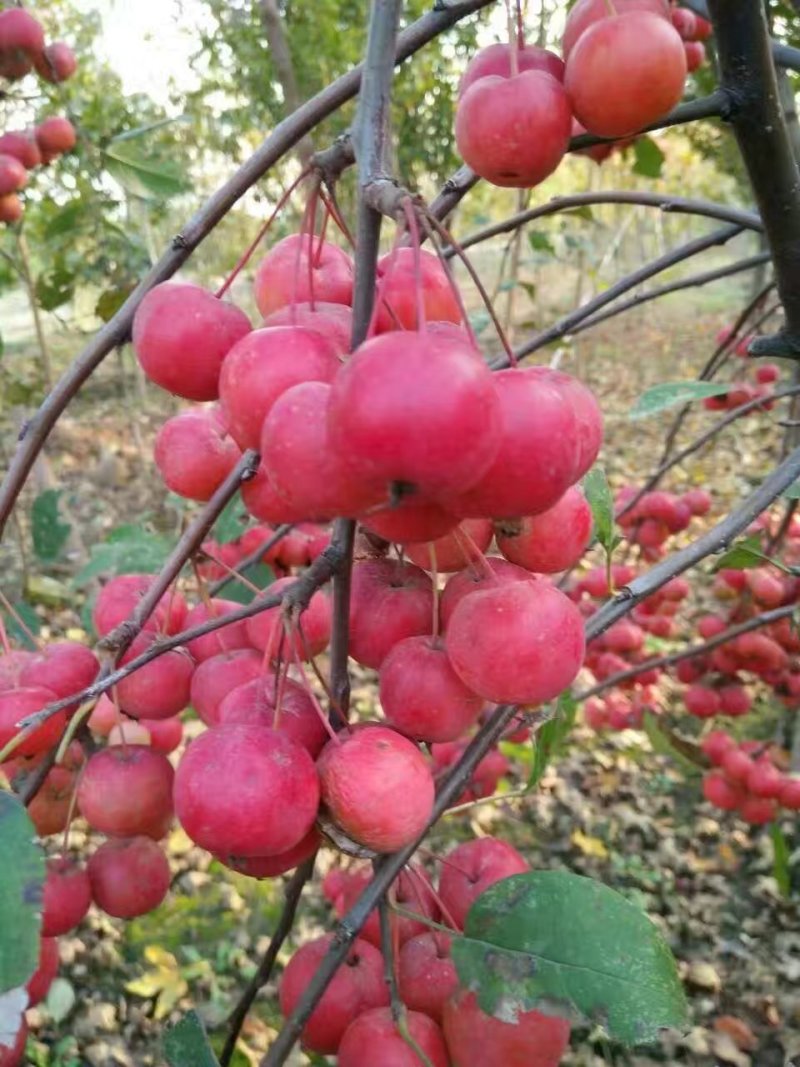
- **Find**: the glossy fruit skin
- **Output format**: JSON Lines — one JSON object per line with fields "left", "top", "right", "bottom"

{"left": 0, "top": 686, "right": 64, "bottom": 758}
{"left": 444, "top": 368, "right": 580, "bottom": 519}
{"left": 261, "top": 382, "right": 381, "bottom": 520}
{"left": 133, "top": 282, "right": 251, "bottom": 401}
{"left": 19, "top": 641, "right": 98, "bottom": 707}
{"left": 565, "top": 13, "right": 687, "bottom": 138}
{"left": 0, "top": 652, "right": 34, "bottom": 697}
{"left": 116, "top": 635, "right": 193, "bottom": 720}
{"left": 338, "top": 1006, "right": 450, "bottom": 1067}
{"left": 0, "top": 192, "right": 22, "bottom": 223}
{"left": 374, "top": 247, "right": 461, "bottom": 332}
{"left": 446, "top": 580, "right": 585, "bottom": 705}
{"left": 215, "top": 827, "right": 320, "bottom": 879}
{"left": 42, "top": 857, "right": 92, "bottom": 937}
{"left": 154, "top": 407, "right": 241, "bottom": 501}
{"left": 562, "top": 0, "right": 669, "bottom": 57}
{"left": 253, "top": 234, "right": 354, "bottom": 318}
{"left": 379, "top": 636, "right": 483, "bottom": 743}
{"left": 278, "top": 934, "right": 389, "bottom": 1054}
{"left": 348, "top": 560, "right": 433, "bottom": 669}
{"left": 438, "top": 837, "right": 529, "bottom": 930}
{"left": 495, "top": 487, "right": 592, "bottom": 574}
{"left": 92, "top": 572, "right": 187, "bottom": 638}
{"left": 262, "top": 300, "right": 353, "bottom": 355}
{"left": 328, "top": 331, "right": 502, "bottom": 499}
{"left": 27, "top": 764, "right": 76, "bottom": 836}
{"left": 456, "top": 71, "right": 572, "bottom": 188}
{"left": 78, "top": 745, "right": 175, "bottom": 839}
{"left": 459, "top": 42, "right": 564, "bottom": 96}
{"left": 360, "top": 498, "right": 458, "bottom": 544}
{"left": 183, "top": 598, "right": 252, "bottom": 662}
{"left": 440, "top": 557, "right": 530, "bottom": 629}
{"left": 404, "top": 518, "right": 493, "bottom": 573}
{"left": 746, "top": 759, "right": 784, "bottom": 799}
{"left": 332, "top": 867, "right": 439, "bottom": 948}
{"left": 245, "top": 578, "right": 332, "bottom": 663}
{"left": 88, "top": 836, "right": 171, "bottom": 919}
{"left": 34, "top": 41, "right": 78, "bottom": 82}
{"left": 739, "top": 795, "right": 777, "bottom": 825}
{"left": 189, "top": 649, "right": 262, "bottom": 727}
{"left": 174, "top": 723, "right": 320, "bottom": 856}
{"left": 398, "top": 932, "right": 458, "bottom": 1023}
{"left": 702, "top": 771, "right": 743, "bottom": 811}
{"left": 780, "top": 777, "right": 800, "bottom": 810}
{"left": 26, "top": 936, "right": 59, "bottom": 1007}
{"left": 218, "top": 674, "right": 329, "bottom": 757}
{"left": 443, "top": 990, "right": 571, "bottom": 1067}
{"left": 317, "top": 725, "right": 434, "bottom": 852}
{"left": 35, "top": 116, "right": 77, "bottom": 155}
{"left": 0, "top": 130, "right": 41, "bottom": 169}
{"left": 219, "top": 325, "right": 340, "bottom": 450}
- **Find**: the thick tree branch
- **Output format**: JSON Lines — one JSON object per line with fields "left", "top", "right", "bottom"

{"left": 709, "top": 1, "right": 800, "bottom": 358}
{"left": 0, "top": 0, "right": 494, "bottom": 541}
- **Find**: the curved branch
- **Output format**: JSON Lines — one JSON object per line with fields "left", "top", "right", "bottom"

{"left": 0, "top": 0, "right": 495, "bottom": 541}
{"left": 501, "top": 224, "right": 744, "bottom": 364}
{"left": 576, "top": 605, "right": 794, "bottom": 701}
{"left": 570, "top": 253, "right": 771, "bottom": 339}
{"left": 586, "top": 445, "right": 800, "bottom": 640}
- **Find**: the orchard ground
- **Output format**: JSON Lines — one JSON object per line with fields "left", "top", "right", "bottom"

{"left": 2, "top": 250, "right": 797, "bottom": 1066}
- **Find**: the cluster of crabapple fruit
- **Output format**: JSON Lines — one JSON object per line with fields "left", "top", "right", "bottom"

{"left": 271, "top": 836, "right": 569, "bottom": 1065}
{"left": 699, "top": 324, "right": 782, "bottom": 412}
{"left": 197, "top": 521, "right": 331, "bottom": 580}
{"left": 0, "top": 6, "right": 77, "bottom": 224}
{"left": 701, "top": 730, "right": 800, "bottom": 822}
{"left": 454, "top": 0, "right": 709, "bottom": 190}
{"left": 616, "top": 486, "right": 712, "bottom": 560}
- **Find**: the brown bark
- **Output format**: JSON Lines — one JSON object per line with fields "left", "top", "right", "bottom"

{"left": 258, "top": 0, "right": 313, "bottom": 163}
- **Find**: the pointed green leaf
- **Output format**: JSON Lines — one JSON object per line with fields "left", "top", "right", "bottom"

{"left": 104, "top": 144, "right": 188, "bottom": 201}
{"left": 528, "top": 693, "right": 577, "bottom": 790}
{"left": 222, "top": 563, "right": 275, "bottom": 605}
{"left": 629, "top": 381, "right": 730, "bottom": 420}
{"left": 711, "top": 534, "right": 792, "bottom": 574}
{"left": 582, "top": 467, "right": 615, "bottom": 553}
{"left": 163, "top": 1010, "right": 220, "bottom": 1067}
{"left": 632, "top": 136, "right": 665, "bottom": 179}
{"left": 213, "top": 495, "right": 250, "bottom": 545}
{"left": 528, "top": 231, "right": 555, "bottom": 255}
{"left": 0, "top": 791, "right": 44, "bottom": 993}
{"left": 73, "top": 525, "right": 172, "bottom": 587}
{"left": 643, "top": 713, "right": 704, "bottom": 776}
{"left": 31, "top": 489, "right": 71, "bottom": 563}
{"left": 452, "top": 871, "right": 689, "bottom": 1046}
{"left": 769, "top": 824, "right": 791, "bottom": 898}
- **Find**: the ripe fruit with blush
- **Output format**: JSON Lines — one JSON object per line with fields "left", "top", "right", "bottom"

{"left": 116, "top": 634, "right": 193, "bottom": 720}
{"left": 439, "top": 557, "right": 530, "bottom": 629}
{"left": 154, "top": 407, "right": 241, "bottom": 501}
{"left": 375, "top": 247, "right": 461, "bottom": 332}
{"left": 456, "top": 71, "right": 572, "bottom": 188}
{"left": 35, "top": 116, "right": 77, "bottom": 156}
{"left": 338, "top": 1006, "right": 450, "bottom": 1067}
{"left": 495, "top": 487, "right": 592, "bottom": 573}
{"left": 219, "top": 325, "right": 340, "bottom": 450}
{"left": 88, "top": 836, "right": 171, "bottom": 918}
{"left": 446, "top": 579, "right": 585, "bottom": 704}
{"left": 78, "top": 745, "right": 174, "bottom": 839}
{"left": 328, "top": 330, "right": 501, "bottom": 499}
{"left": 262, "top": 300, "right": 353, "bottom": 355}
{"left": 317, "top": 725, "right": 434, "bottom": 852}
{"left": 253, "top": 233, "right": 354, "bottom": 318}
{"left": 189, "top": 649, "right": 262, "bottom": 727}
{"left": 245, "top": 577, "right": 331, "bottom": 663}
{"left": 438, "top": 836, "right": 529, "bottom": 929}
{"left": 0, "top": 686, "right": 64, "bottom": 758}
{"left": 174, "top": 723, "right": 320, "bottom": 856}
{"left": 0, "top": 153, "right": 26, "bottom": 196}
{"left": 133, "top": 282, "right": 251, "bottom": 401}
{"left": 565, "top": 12, "right": 687, "bottom": 138}
{"left": 398, "top": 931, "right": 458, "bottom": 1023}
{"left": 92, "top": 572, "right": 187, "bottom": 638}
{"left": 34, "top": 41, "right": 78, "bottom": 82}
{"left": 459, "top": 42, "right": 564, "bottom": 96}
{"left": 278, "top": 934, "right": 388, "bottom": 1054}
{"left": 42, "top": 857, "right": 92, "bottom": 936}
{"left": 348, "top": 560, "right": 433, "bottom": 669}
{"left": 443, "top": 990, "right": 571, "bottom": 1067}
{"left": 182, "top": 598, "right": 252, "bottom": 662}
{"left": 404, "top": 518, "right": 493, "bottom": 573}
{"left": 218, "top": 673, "right": 329, "bottom": 757}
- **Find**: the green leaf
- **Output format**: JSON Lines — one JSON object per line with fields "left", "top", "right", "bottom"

{"left": 452, "top": 870, "right": 689, "bottom": 1045}
{"left": 769, "top": 824, "right": 791, "bottom": 898}
{"left": 468, "top": 309, "right": 491, "bottom": 336}
{"left": 44, "top": 200, "right": 88, "bottom": 239}
{"left": 222, "top": 563, "right": 275, "bottom": 605}
{"left": 73, "top": 525, "right": 172, "bottom": 587}
{"left": 163, "top": 1010, "right": 220, "bottom": 1067}
{"left": 0, "top": 601, "right": 39, "bottom": 649}
{"left": 31, "top": 489, "right": 71, "bottom": 563}
{"left": 110, "top": 114, "right": 189, "bottom": 143}
{"left": 35, "top": 266, "right": 75, "bottom": 311}
{"left": 629, "top": 381, "right": 730, "bottom": 420}
{"left": 45, "top": 977, "right": 76, "bottom": 1023}
{"left": 0, "top": 791, "right": 44, "bottom": 994}
{"left": 213, "top": 495, "right": 249, "bottom": 545}
{"left": 103, "top": 143, "right": 188, "bottom": 201}
{"left": 632, "top": 136, "right": 665, "bottom": 179}
{"left": 711, "top": 534, "right": 792, "bottom": 575}
{"left": 528, "top": 231, "right": 555, "bottom": 255}
{"left": 582, "top": 467, "right": 616, "bottom": 554}
{"left": 528, "top": 692, "right": 578, "bottom": 790}
{"left": 642, "top": 713, "right": 704, "bottom": 776}
{"left": 95, "top": 283, "right": 136, "bottom": 323}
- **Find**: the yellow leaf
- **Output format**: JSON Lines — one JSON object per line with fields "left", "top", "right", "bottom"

{"left": 153, "top": 977, "right": 188, "bottom": 1019}
{"left": 143, "top": 945, "right": 178, "bottom": 970}
{"left": 571, "top": 830, "right": 609, "bottom": 859}
{"left": 125, "top": 975, "right": 166, "bottom": 998}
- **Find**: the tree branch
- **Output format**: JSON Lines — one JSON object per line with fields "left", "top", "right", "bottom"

{"left": 586, "top": 445, "right": 800, "bottom": 640}
{"left": 219, "top": 855, "right": 316, "bottom": 1067}
{"left": 709, "top": 1, "right": 800, "bottom": 358}
{"left": 258, "top": 0, "right": 313, "bottom": 163}
{"left": 0, "top": 0, "right": 495, "bottom": 541}
{"left": 208, "top": 523, "right": 294, "bottom": 597}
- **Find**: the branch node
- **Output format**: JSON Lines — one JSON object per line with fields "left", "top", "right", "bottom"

{"left": 749, "top": 330, "right": 800, "bottom": 359}
{"left": 171, "top": 232, "right": 189, "bottom": 250}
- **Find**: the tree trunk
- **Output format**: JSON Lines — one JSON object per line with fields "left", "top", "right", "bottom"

{"left": 258, "top": 0, "right": 313, "bottom": 163}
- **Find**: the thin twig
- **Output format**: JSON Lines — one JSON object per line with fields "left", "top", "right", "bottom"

{"left": 208, "top": 524, "right": 294, "bottom": 597}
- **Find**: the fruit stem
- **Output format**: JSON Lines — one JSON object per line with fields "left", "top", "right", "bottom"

{"left": 200, "top": 547, "right": 263, "bottom": 596}
{"left": 313, "top": 205, "right": 330, "bottom": 268}
{"left": 0, "top": 613, "right": 11, "bottom": 655}
{"left": 215, "top": 165, "right": 311, "bottom": 300}
{"left": 428, "top": 544, "right": 441, "bottom": 641}
{"left": 289, "top": 625, "right": 341, "bottom": 744}
{"left": 406, "top": 861, "right": 461, "bottom": 930}
{"left": 54, "top": 700, "right": 94, "bottom": 766}
{"left": 453, "top": 526, "right": 496, "bottom": 581}
{"left": 60, "top": 757, "right": 86, "bottom": 856}
{"left": 318, "top": 185, "right": 356, "bottom": 250}
{"left": 402, "top": 199, "right": 427, "bottom": 332}
{"left": 417, "top": 212, "right": 479, "bottom": 350}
